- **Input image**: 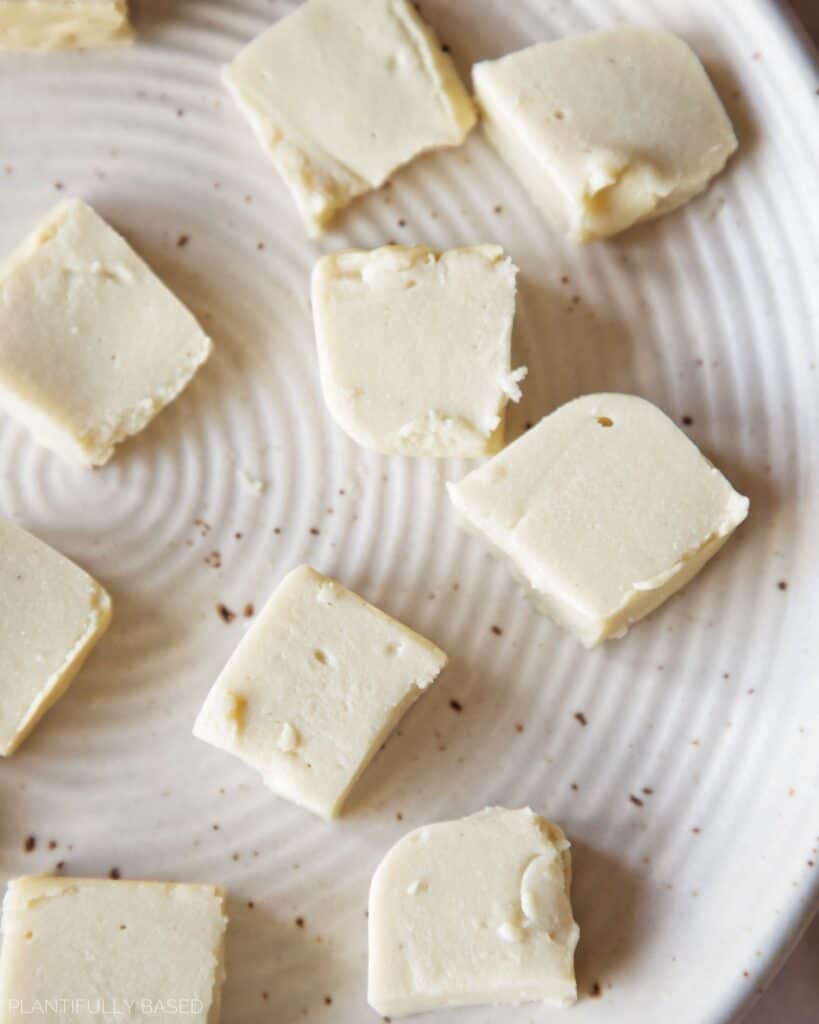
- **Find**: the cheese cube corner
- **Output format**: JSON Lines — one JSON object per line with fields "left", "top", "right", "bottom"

{"left": 368, "top": 806, "right": 579, "bottom": 1015}
{"left": 448, "top": 393, "right": 749, "bottom": 647}
{"left": 0, "top": 198, "right": 212, "bottom": 466}
{"left": 473, "top": 27, "right": 737, "bottom": 242}
{"left": 0, "top": 518, "right": 111, "bottom": 757}
{"left": 312, "top": 245, "right": 524, "bottom": 457}
{"left": 0, "top": 876, "right": 226, "bottom": 1022}
{"left": 193, "top": 565, "right": 447, "bottom": 818}
{"left": 223, "top": 0, "right": 476, "bottom": 236}
{"left": 0, "top": 0, "right": 133, "bottom": 51}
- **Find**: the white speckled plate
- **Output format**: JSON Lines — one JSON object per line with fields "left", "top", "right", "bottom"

{"left": 1, "top": 1, "right": 817, "bottom": 1021}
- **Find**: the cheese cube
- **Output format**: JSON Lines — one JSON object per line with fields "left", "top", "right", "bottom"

{"left": 473, "top": 28, "right": 737, "bottom": 242}
{"left": 0, "top": 198, "right": 212, "bottom": 466}
{"left": 368, "top": 807, "right": 579, "bottom": 1015}
{"left": 193, "top": 565, "right": 447, "bottom": 819}
{"left": 448, "top": 394, "right": 749, "bottom": 647}
{"left": 223, "top": 0, "right": 476, "bottom": 237}
{"left": 0, "top": 0, "right": 132, "bottom": 51}
{"left": 0, "top": 517, "right": 111, "bottom": 757}
{"left": 312, "top": 245, "right": 524, "bottom": 457}
{"left": 0, "top": 876, "right": 226, "bottom": 1022}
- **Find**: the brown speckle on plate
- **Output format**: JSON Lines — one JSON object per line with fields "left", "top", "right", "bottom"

{"left": 109, "top": 867, "right": 121, "bottom": 880}
{"left": 629, "top": 795, "right": 644, "bottom": 808}
{"left": 574, "top": 712, "right": 588, "bottom": 726}
{"left": 23, "top": 836, "right": 36, "bottom": 853}
{"left": 177, "top": 234, "right": 190, "bottom": 248}
{"left": 491, "top": 624, "right": 502, "bottom": 636}
{"left": 217, "top": 603, "right": 236, "bottom": 623}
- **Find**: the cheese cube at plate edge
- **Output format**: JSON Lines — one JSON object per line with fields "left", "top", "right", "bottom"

{"left": 0, "top": 876, "right": 226, "bottom": 1023}
{"left": 448, "top": 394, "right": 749, "bottom": 647}
{"left": 312, "top": 245, "right": 525, "bottom": 457}
{"left": 0, "top": 0, "right": 132, "bottom": 50}
{"left": 0, "top": 198, "right": 212, "bottom": 466}
{"left": 0, "top": 517, "right": 111, "bottom": 757}
{"left": 193, "top": 565, "right": 447, "bottom": 819}
{"left": 222, "top": 0, "right": 476, "bottom": 236}
{"left": 368, "top": 806, "right": 579, "bottom": 1016}
{"left": 473, "top": 27, "right": 737, "bottom": 242}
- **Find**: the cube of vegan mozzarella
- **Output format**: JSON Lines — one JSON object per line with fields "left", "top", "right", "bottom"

{"left": 0, "top": 0, "right": 132, "bottom": 50}
{"left": 312, "top": 245, "right": 524, "bottom": 457}
{"left": 368, "top": 807, "right": 579, "bottom": 1015}
{"left": 473, "top": 28, "right": 737, "bottom": 242}
{"left": 0, "top": 517, "right": 111, "bottom": 757}
{"left": 223, "top": 0, "right": 476, "bottom": 236}
{"left": 0, "top": 198, "right": 212, "bottom": 466}
{"left": 193, "top": 565, "right": 447, "bottom": 819}
{"left": 0, "top": 876, "right": 227, "bottom": 1023}
{"left": 448, "top": 394, "right": 749, "bottom": 647}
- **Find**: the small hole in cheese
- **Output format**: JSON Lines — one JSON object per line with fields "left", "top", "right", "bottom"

{"left": 597, "top": 416, "right": 614, "bottom": 427}
{"left": 313, "top": 649, "right": 327, "bottom": 665}
{"left": 554, "top": 109, "right": 565, "bottom": 120}
{"left": 24, "top": 931, "right": 33, "bottom": 941}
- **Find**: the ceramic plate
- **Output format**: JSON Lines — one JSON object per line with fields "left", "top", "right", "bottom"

{"left": 1, "top": 1, "right": 817, "bottom": 1021}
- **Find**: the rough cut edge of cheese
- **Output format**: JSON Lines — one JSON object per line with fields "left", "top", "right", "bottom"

{"left": 0, "top": 1, "right": 133, "bottom": 52}
{"left": 0, "top": 581, "right": 111, "bottom": 757}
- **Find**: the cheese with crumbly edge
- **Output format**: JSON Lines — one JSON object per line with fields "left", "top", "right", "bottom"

{"left": 448, "top": 393, "right": 749, "bottom": 647}
{"left": 193, "top": 565, "right": 447, "bottom": 819}
{"left": 223, "top": 0, "right": 476, "bottom": 236}
{"left": 0, "top": 1, "right": 132, "bottom": 51}
{"left": 312, "top": 245, "right": 524, "bottom": 457}
{"left": 0, "top": 876, "right": 226, "bottom": 1023}
{"left": 0, "top": 198, "right": 212, "bottom": 466}
{"left": 368, "top": 807, "right": 579, "bottom": 1015}
{"left": 0, "top": 517, "right": 111, "bottom": 756}
{"left": 473, "top": 27, "right": 737, "bottom": 242}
